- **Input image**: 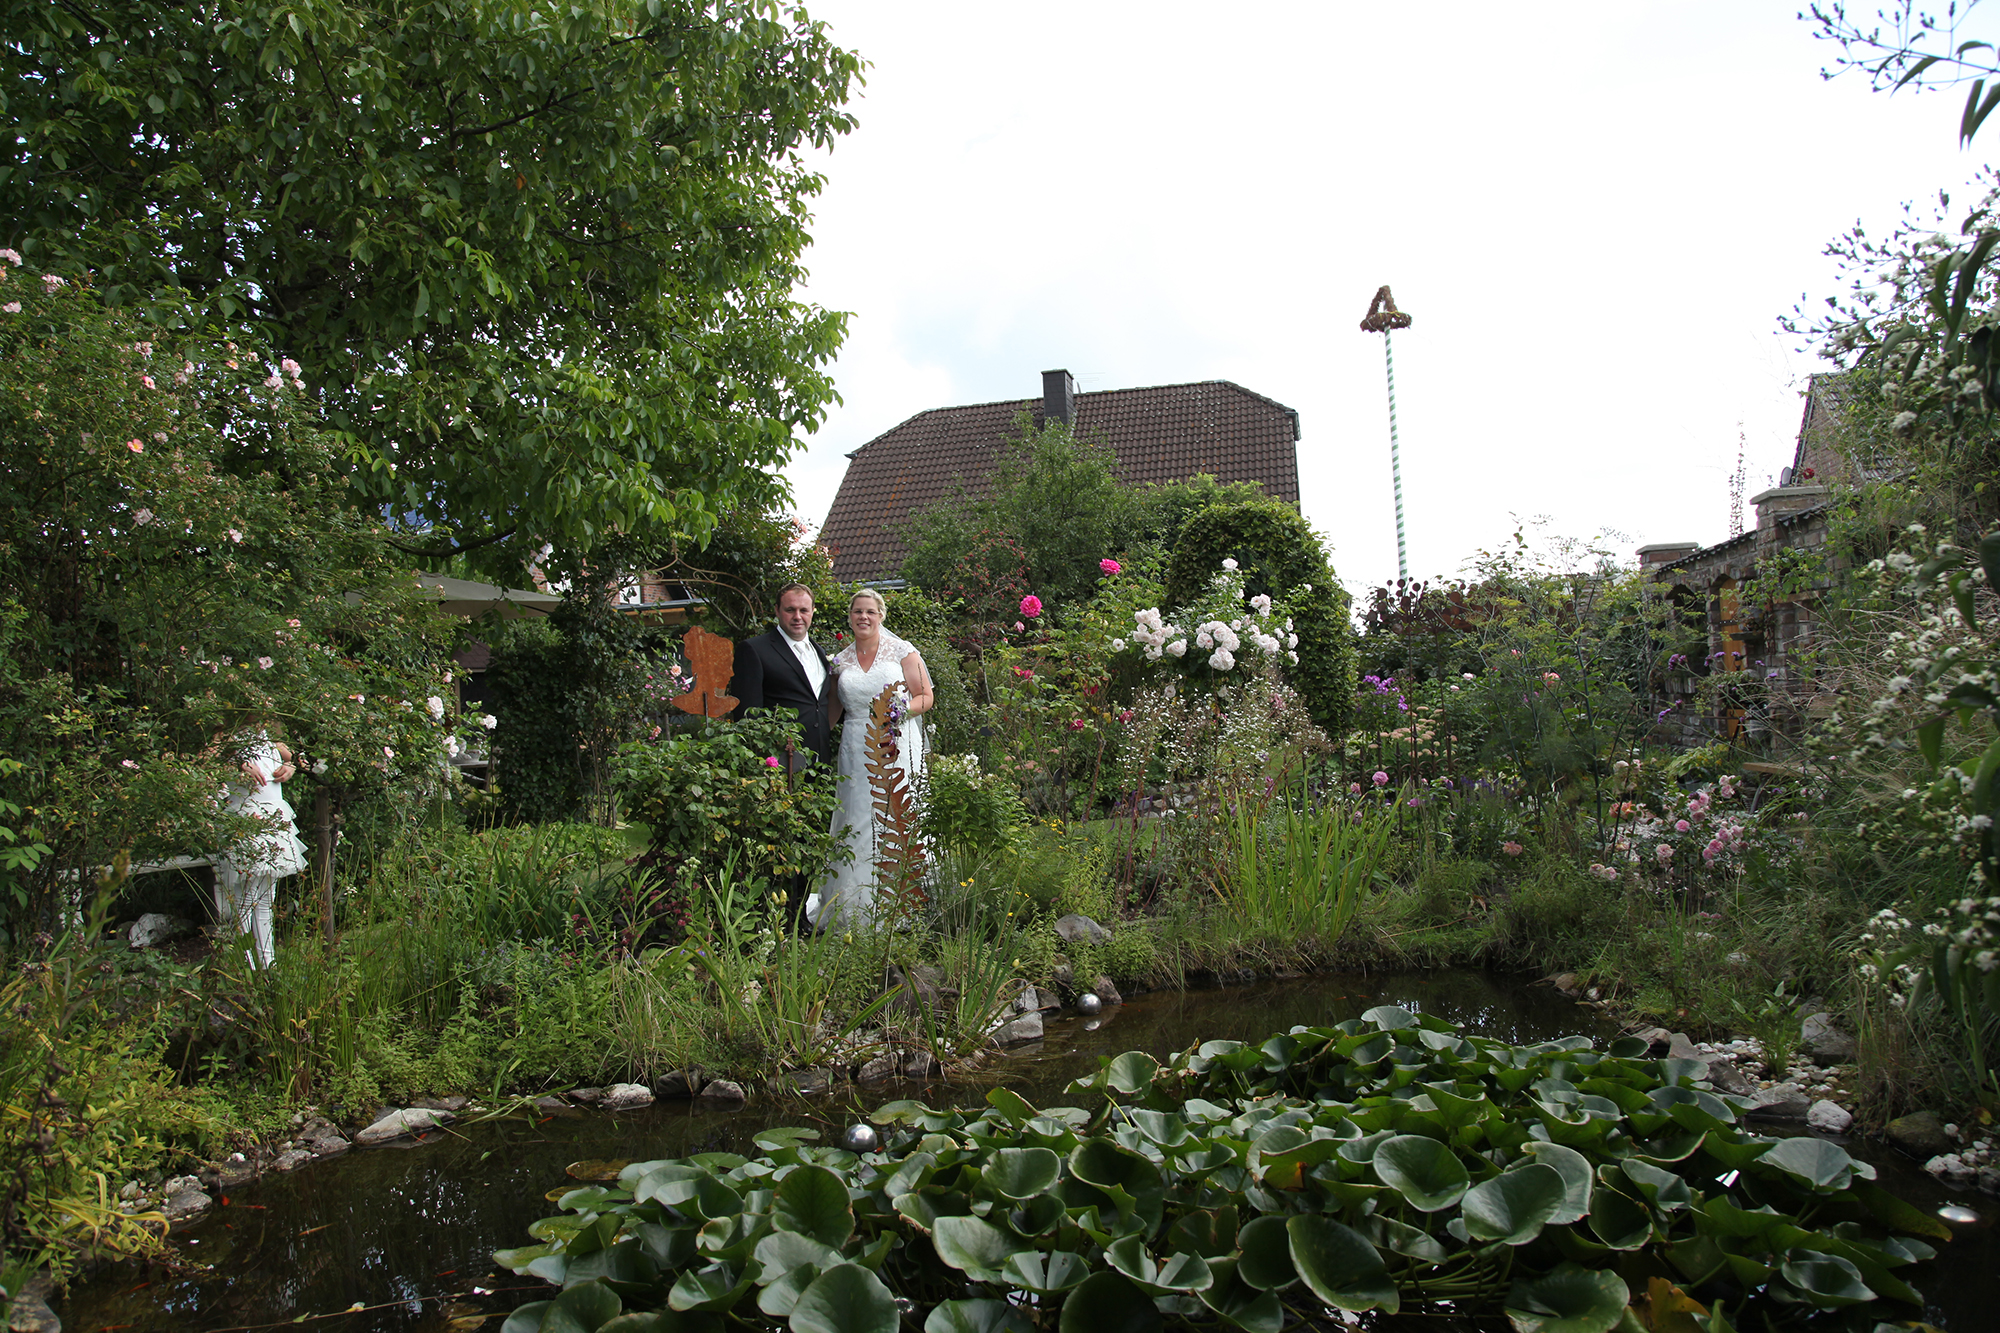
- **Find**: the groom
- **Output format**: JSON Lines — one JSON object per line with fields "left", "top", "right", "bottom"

{"left": 732, "top": 583, "right": 840, "bottom": 766}
{"left": 733, "top": 584, "right": 840, "bottom": 932}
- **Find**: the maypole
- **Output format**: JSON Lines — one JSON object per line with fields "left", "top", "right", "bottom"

{"left": 1360, "top": 286, "right": 1413, "bottom": 582}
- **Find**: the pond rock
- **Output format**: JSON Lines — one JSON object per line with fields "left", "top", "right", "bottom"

{"left": 1807, "top": 1099, "right": 1854, "bottom": 1134}
{"left": 299, "top": 1123, "right": 348, "bottom": 1157}
{"left": 695, "top": 1079, "right": 746, "bottom": 1108}
{"left": 1886, "top": 1110, "right": 1953, "bottom": 1158}
{"left": 599, "top": 1083, "right": 654, "bottom": 1111}
{"left": 160, "top": 1178, "right": 212, "bottom": 1224}
{"left": 855, "top": 1053, "right": 898, "bottom": 1084}
{"left": 355, "top": 1107, "right": 453, "bottom": 1146}
{"left": 273, "top": 1149, "right": 314, "bottom": 1173}
{"left": 531, "top": 1096, "right": 569, "bottom": 1113}
{"left": 7, "top": 1271, "right": 60, "bottom": 1333}
{"left": 212, "top": 1153, "right": 258, "bottom": 1189}
{"left": 1090, "top": 975, "right": 1123, "bottom": 1006}
{"left": 785, "top": 1069, "right": 833, "bottom": 1097}
{"left": 1055, "top": 914, "right": 1111, "bottom": 946}
{"left": 1799, "top": 1011, "right": 1855, "bottom": 1061}
{"left": 1743, "top": 1083, "right": 1810, "bottom": 1120}
{"left": 568, "top": 1087, "right": 604, "bottom": 1105}
{"left": 991, "top": 1011, "right": 1045, "bottom": 1046}
{"left": 901, "top": 1052, "right": 939, "bottom": 1078}
{"left": 652, "top": 1071, "right": 701, "bottom": 1099}
{"left": 1705, "top": 1060, "right": 1758, "bottom": 1097}
{"left": 127, "top": 912, "right": 196, "bottom": 950}
{"left": 414, "top": 1095, "right": 468, "bottom": 1112}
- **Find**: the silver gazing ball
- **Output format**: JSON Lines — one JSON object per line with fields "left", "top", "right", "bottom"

{"left": 839, "top": 1122, "right": 880, "bottom": 1154}
{"left": 1937, "top": 1203, "right": 1981, "bottom": 1225}
{"left": 1077, "top": 993, "right": 1103, "bottom": 1016}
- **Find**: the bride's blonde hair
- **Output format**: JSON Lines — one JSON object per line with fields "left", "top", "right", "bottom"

{"left": 849, "top": 587, "right": 889, "bottom": 621}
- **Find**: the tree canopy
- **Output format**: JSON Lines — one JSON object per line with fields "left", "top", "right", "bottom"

{"left": 2, "top": 0, "right": 862, "bottom": 573}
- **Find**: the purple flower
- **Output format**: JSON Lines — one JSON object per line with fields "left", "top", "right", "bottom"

{"left": 1372, "top": 771, "right": 1389, "bottom": 787}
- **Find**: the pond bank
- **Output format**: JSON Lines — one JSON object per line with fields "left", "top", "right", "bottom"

{"left": 56, "top": 967, "right": 2000, "bottom": 1333}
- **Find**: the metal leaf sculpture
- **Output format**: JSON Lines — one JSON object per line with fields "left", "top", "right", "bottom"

{"left": 863, "top": 684, "right": 926, "bottom": 913}
{"left": 672, "top": 626, "right": 739, "bottom": 718}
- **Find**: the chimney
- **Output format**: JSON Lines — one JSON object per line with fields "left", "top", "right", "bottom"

{"left": 1042, "top": 369, "right": 1075, "bottom": 428}
{"left": 1637, "top": 542, "right": 1699, "bottom": 570}
{"left": 1751, "top": 484, "right": 1830, "bottom": 532}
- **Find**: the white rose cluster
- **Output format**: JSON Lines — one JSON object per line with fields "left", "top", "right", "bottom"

{"left": 1127, "top": 607, "right": 1186, "bottom": 661}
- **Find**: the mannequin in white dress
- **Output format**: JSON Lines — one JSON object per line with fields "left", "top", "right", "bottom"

{"left": 215, "top": 729, "right": 309, "bottom": 967}
{"left": 812, "top": 589, "right": 935, "bottom": 929}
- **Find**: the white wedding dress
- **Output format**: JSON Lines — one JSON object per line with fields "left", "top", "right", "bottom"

{"left": 810, "top": 633, "right": 927, "bottom": 929}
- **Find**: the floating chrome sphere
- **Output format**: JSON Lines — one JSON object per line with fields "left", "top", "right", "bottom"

{"left": 1937, "top": 1203, "right": 1981, "bottom": 1225}
{"left": 839, "top": 1123, "right": 880, "bottom": 1154}
{"left": 1077, "top": 993, "right": 1103, "bottom": 1016}
{"left": 1083, "top": 1019, "right": 1103, "bottom": 1032}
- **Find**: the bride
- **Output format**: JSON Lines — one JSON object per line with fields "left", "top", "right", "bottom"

{"left": 812, "top": 587, "right": 934, "bottom": 928}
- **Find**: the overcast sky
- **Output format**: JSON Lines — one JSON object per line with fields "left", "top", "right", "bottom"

{"left": 779, "top": 1, "right": 1989, "bottom": 597}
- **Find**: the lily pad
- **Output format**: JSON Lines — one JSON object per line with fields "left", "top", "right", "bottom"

{"left": 789, "top": 1263, "right": 899, "bottom": 1333}
{"left": 773, "top": 1165, "right": 852, "bottom": 1248}
{"left": 1371, "top": 1134, "right": 1470, "bottom": 1212}
{"left": 983, "top": 1147, "right": 1060, "bottom": 1200}
{"left": 1516, "top": 1142, "right": 1593, "bottom": 1224}
{"left": 925, "top": 1300, "right": 1034, "bottom": 1333}
{"left": 1462, "top": 1164, "right": 1565, "bottom": 1244}
{"left": 930, "top": 1215, "right": 1032, "bottom": 1282}
{"left": 1504, "top": 1263, "right": 1629, "bottom": 1333}
{"left": 1059, "top": 1270, "right": 1162, "bottom": 1333}
{"left": 1285, "top": 1214, "right": 1398, "bottom": 1314}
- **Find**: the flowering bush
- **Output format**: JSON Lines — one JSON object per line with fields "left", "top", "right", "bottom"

{"left": 1117, "top": 561, "right": 1297, "bottom": 686}
{"left": 0, "top": 264, "right": 470, "bottom": 926}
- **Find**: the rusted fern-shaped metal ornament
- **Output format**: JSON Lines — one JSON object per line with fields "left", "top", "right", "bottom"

{"left": 672, "top": 626, "right": 740, "bottom": 718}
{"left": 863, "top": 684, "right": 927, "bottom": 918}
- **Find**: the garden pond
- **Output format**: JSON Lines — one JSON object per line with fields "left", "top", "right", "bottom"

{"left": 58, "top": 970, "right": 1999, "bottom": 1331}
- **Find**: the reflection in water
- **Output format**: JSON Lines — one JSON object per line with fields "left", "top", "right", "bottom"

{"left": 58, "top": 971, "right": 1996, "bottom": 1331}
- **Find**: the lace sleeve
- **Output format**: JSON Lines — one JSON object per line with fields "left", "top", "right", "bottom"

{"left": 831, "top": 643, "right": 860, "bottom": 670}
{"left": 878, "top": 632, "right": 916, "bottom": 665}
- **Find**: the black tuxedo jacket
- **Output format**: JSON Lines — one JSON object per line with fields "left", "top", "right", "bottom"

{"left": 732, "top": 628, "right": 838, "bottom": 764}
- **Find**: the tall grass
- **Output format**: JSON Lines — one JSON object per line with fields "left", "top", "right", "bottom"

{"left": 1217, "top": 792, "right": 1395, "bottom": 949}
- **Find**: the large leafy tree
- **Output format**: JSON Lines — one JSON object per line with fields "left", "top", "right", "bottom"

{"left": 2, "top": 0, "right": 861, "bottom": 572}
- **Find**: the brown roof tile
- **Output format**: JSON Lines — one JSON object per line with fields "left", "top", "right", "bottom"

{"left": 820, "top": 379, "right": 1301, "bottom": 582}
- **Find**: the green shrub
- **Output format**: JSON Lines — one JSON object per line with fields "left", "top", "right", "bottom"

{"left": 1164, "top": 497, "right": 1355, "bottom": 735}
{"left": 917, "top": 754, "right": 1025, "bottom": 861}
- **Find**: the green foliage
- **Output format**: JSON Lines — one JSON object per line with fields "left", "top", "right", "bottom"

{"left": 496, "top": 1006, "right": 1938, "bottom": 1332}
{"left": 918, "top": 755, "right": 1026, "bottom": 862}
{"left": 4, "top": 0, "right": 861, "bottom": 569}
{"left": 1217, "top": 798, "right": 1394, "bottom": 947}
{"left": 0, "top": 263, "right": 466, "bottom": 929}
{"left": 641, "top": 509, "right": 835, "bottom": 641}
{"left": 1164, "top": 498, "right": 1353, "bottom": 735}
{"left": 612, "top": 714, "right": 842, "bottom": 889}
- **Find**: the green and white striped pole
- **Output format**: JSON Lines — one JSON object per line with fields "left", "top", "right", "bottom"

{"left": 1360, "top": 287, "right": 1413, "bottom": 583}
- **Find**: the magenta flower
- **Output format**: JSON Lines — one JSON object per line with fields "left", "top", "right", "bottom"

{"left": 1099, "top": 558, "right": 1121, "bottom": 574}
{"left": 1348, "top": 782, "right": 1362, "bottom": 794}
{"left": 1371, "top": 771, "right": 1389, "bottom": 786}
{"left": 763, "top": 756, "right": 782, "bottom": 768}
{"left": 1020, "top": 594, "right": 1043, "bottom": 618}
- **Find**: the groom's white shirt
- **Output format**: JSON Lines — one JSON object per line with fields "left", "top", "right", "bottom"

{"left": 778, "top": 621, "right": 827, "bottom": 693}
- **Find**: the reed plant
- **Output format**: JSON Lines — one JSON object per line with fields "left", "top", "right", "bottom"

{"left": 1216, "top": 788, "right": 1394, "bottom": 950}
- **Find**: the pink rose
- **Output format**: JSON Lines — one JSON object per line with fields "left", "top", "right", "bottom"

{"left": 1372, "top": 771, "right": 1389, "bottom": 786}
{"left": 1020, "top": 594, "right": 1043, "bottom": 618}
{"left": 1675, "top": 819, "right": 1690, "bottom": 833}
{"left": 1099, "top": 558, "right": 1121, "bottom": 574}
{"left": 763, "top": 756, "right": 782, "bottom": 768}
{"left": 1501, "top": 841, "right": 1523, "bottom": 856}
{"left": 1655, "top": 844, "right": 1674, "bottom": 863}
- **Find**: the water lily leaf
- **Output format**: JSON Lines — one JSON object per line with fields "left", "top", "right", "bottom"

{"left": 756, "top": 1264, "right": 817, "bottom": 1318}
{"left": 1757, "top": 1137, "right": 1858, "bottom": 1191}
{"left": 1167, "top": 1208, "right": 1235, "bottom": 1257}
{"left": 931, "top": 1215, "right": 1032, "bottom": 1281}
{"left": 503, "top": 1303, "right": 554, "bottom": 1333}
{"left": 1371, "top": 1135, "right": 1470, "bottom": 1212}
{"left": 559, "top": 1187, "right": 631, "bottom": 1212}
{"left": 1010, "top": 1192, "right": 1064, "bottom": 1236}
{"left": 1235, "top": 1215, "right": 1295, "bottom": 1290}
{"left": 1618, "top": 1159, "right": 1691, "bottom": 1213}
{"left": 634, "top": 1165, "right": 711, "bottom": 1209}
{"left": 1606, "top": 1036, "right": 1651, "bottom": 1058}
{"left": 1129, "top": 1109, "right": 1190, "bottom": 1147}
{"left": 1362, "top": 1004, "right": 1418, "bottom": 1030}
{"left": 1105, "top": 1235, "right": 1213, "bottom": 1293}
{"left": 773, "top": 1166, "right": 852, "bottom": 1248}
{"left": 538, "top": 1281, "right": 625, "bottom": 1333}
{"left": 494, "top": 1243, "right": 553, "bottom": 1273}
{"left": 882, "top": 1153, "right": 936, "bottom": 1199}
{"left": 1463, "top": 1164, "right": 1565, "bottom": 1244}
{"left": 1516, "top": 1143, "right": 1593, "bottom": 1224}
{"left": 754, "top": 1128, "right": 822, "bottom": 1151}
{"left": 983, "top": 1147, "right": 1060, "bottom": 1200}
{"left": 1336, "top": 1130, "right": 1397, "bottom": 1164}
{"left": 924, "top": 1299, "right": 1034, "bottom": 1333}
{"left": 1059, "top": 1271, "right": 1162, "bottom": 1333}
{"left": 1285, "top": 1214, "right": 1398, "bottom": 1314}
{"left": 1777, "top": 1253, "right": 1875, "bottom": 1308}
{"left": 753, "top": 1230, "right": 841, "bottom": 1281}
{"left": 1070, "top": 1139, "right": 1165, "bottom": 1206}
{"left": 1001, "top": 1249, "right": 1090, "bottom": 1293}
{"left": 1695, "top": 1198, "right": 1785, "bottom": 1241}
{"left": 789, "top": 1263, "right": 898, "bottom": 1333}
{"left": 668, "top": 1263, "right": 748, "bottom": 1313}
{"left": 1503, "top": 1262, "right": 1629, "bottom": 1333}
{"left": 1197, "top": 1259, "right": 1284, "bottom": 1333}
{"left": 1852, "top": 1180, "right": 1954, "bottom": 1241}
{"left": 565, "top": 1239, "right": 660, "bottom": 1296}
{"left": 1363, "top": 1213, "right": 1451, "bottom": 1261}
{"left": 986, "top": 1088, "right": 1038, "bottom": 1124}
{"left": 1586, "top": 1185, "right": 1652, "bottom": 1250}
{"left": 599, "top": 1316, "right": 675, "bottom": 1333}
{"left": 1336, "top": 1033, "right": 1394, "bottom": 1065}
{"left": 1106, "top": 1052, "right": 1160, "bottom": 1095}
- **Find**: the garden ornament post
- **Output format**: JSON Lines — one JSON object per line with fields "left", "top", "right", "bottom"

{"left": 1360, "top": 285, "right": 1414, "bottom": 582}
{"left": 672, "top": 627, "right": 741, "bottom": 718}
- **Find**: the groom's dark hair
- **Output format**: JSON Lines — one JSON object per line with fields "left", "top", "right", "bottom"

{"left": 775, "top": 583, "right": 814, "bottom": 604}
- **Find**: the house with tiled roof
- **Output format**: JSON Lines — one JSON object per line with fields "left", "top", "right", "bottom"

{"left": 819, "top": 370, "right": 1303, "bottom": 583}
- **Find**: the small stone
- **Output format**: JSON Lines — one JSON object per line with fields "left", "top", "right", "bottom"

{"left": 1725, "top": 951, "right": 1750, "bottom": 966}
{"left": 599, "top": 1082, "right": 654, "bottom": 1111}
{"left": 1014, "top": 985, "right": 1041, "bottom": 1014}
{"left": 1800, "top": 1012, "right": 1855, "bottom": 1061}
{"left": 901, "top": 1052, "right": 939, "bottom": 1078}
{"left": 532, "top": 1095, "right": 568, "bottom": 1113}
{"left": 788, "top": 1068, "right": 833, "bottom": 1097}
{"left": 413, "top": 1095, "right": 469, "bottom": 1112}
{"left": 354, "top": 1107, "right": 452, "bottom": 1146}
{"left": 163, "top": 1174, "right": 201, "bottom": 1197}
{"left": 6, "top": 1273, "right": 60, "bottom": 1333}
{"left": 1743, "top": 1083, "right": 1810, "bottom": 1120}
{"left": 162, "top": 1186, "right": 214, "bottom": 1223}
{"left": 992, "top": 1011, "right": 1045, "bottom": 1046}
{"left": 1090, "top": 976, "right": 1123, "bottom": 1006}
{"left": 300, "top": 1126, "right": 348, "bottom": 1157}
{"left": 213, "top": 1157, "right": 259, "bottom": 1188}
{"left": 568, "top": 1086, "right": 604, "bottom": 1105}
{"left": 1666, "top": 1032, "right": 1701, "bottom": 1061}
{"left": 273, "top": 1149, "right": 313, "bottom": 1173}
{"left": 1807, "top": 1099, "right": 1854, "bottom": 1134}
{"left": 653, "top": 1071, "right": 701, "bottom": 1099}
{"left": 1054, "top": 914, "right": 1111, "bottom": 946}
{"left": 1924, "top": 1152, "right": 1974, "bottom": 1183}
{"left": 856, "top": 1054, "right": 898, "bottom": 1084}
{"left": 127, "top": 912, "right": 197, "bottom": 949}
{"left": 1886, "top": 1110, "right": 1953, "bottom": 1159}
{"left": 1977, "top": 1167, "right": 2000, "bottom": 1195}
{"left": 119, "top": 1179, "right": 143, "bottom": 1202}
{"left": 695, "top": 1079, "right": 746, "bottom": 1108}
{"left": 1706, "top": 1060, "right": 1757, "bottom": 1097}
